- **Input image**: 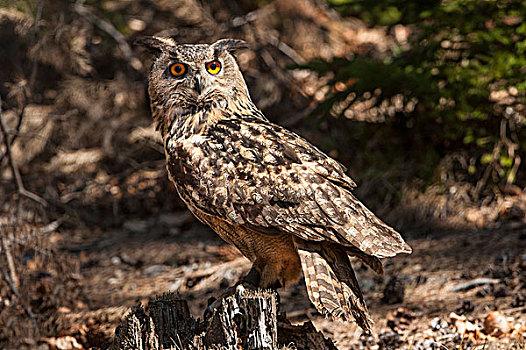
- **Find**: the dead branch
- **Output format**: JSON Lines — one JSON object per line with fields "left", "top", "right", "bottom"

{"left": 29, "top": 0, "right": 45, "bottom": 87}
{"left": 264, "top": 33, "right": 306, "bottom": 65}
{"left": 0, "top": 0, "right": 44, "bottom": 164}
{"left": 229, "top": 4, "right": 305, "bottom": 65}
{"left": 230, "top": 3, "right": 275, "bottom": 28}
{"left": 0, "top": 251, "right": 40, "bottom": 337}
{"left": 449, "top": 278, "right": 500, "bottom": 292}
{"left": 1, "top": 238, "right": 19, "bottom": 289}
{"left": 73, "top": 2, "right": 142, "bottom": 71}
{"left": 0, "top": 97, "right": 47, "bottom": 207}
{"left": 37, "top": 217, "right": 64, "bottom": 234}
{"left": 0, "top": 90, "right": 27, "bottom": 165}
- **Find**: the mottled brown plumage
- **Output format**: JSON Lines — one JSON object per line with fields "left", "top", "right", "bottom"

{"left": 138, "top": 36, "right": 411, "bottom": 332}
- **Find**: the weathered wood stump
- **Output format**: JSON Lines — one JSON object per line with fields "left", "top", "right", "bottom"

{"left": 107, "top": 286, "right": 337, "bottom": 350}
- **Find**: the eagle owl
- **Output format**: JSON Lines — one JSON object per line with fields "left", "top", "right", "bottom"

{"left": 138, "top": 37, "right": 411, "bottom": 332}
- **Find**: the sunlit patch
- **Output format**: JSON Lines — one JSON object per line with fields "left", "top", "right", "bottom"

{"left": 153, "top": 36, "right": 176, "bottom": 46}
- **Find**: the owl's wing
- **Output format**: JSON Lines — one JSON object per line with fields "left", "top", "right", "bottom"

{"left": 168, "top": 116, "right": 411, "bottom": 258}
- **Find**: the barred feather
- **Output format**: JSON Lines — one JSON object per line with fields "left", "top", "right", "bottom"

{"left": 297, "top": 241, "right": 373, "bottom": 332}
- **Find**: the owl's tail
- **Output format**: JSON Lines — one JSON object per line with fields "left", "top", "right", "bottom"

{"left": 296, "top": 242, "right": 373, "bottom": 333}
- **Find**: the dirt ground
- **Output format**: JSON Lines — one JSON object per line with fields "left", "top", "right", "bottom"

{"left": 7, "top": 212, "right": 522, "bottom": 350}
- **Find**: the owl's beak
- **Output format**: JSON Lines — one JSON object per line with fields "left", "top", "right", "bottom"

{"left": 194, "top": 74, "right": 203, "bottom": 95}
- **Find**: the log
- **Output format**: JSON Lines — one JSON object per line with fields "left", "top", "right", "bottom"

{"left": 107, "top": 286, "right": 337, "bottom": 350}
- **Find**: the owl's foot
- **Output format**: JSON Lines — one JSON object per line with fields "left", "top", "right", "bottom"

{"left": 205, "top": 266, "right": 282, "bottom": 318}
{"left": 241, "top": 266, "right": 261, "bottom": 288}
{"left": 207, "top": 268, "right": 261, "bottom": 311}
{"left": 243, "top": 265, "right": 283, "bottom": 290}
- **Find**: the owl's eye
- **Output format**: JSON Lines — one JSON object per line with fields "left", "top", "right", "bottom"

{"left": 169, "top": 63, "right": 186, "bottom": 77}
{"left": 206, "top": 60, "right": 222, "bottom": 75}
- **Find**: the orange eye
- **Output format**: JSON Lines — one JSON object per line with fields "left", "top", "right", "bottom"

{"left": 169, "top": 63, "right": 186, "bottom": 77}
{"left": 206, "top": 60, "right": 221, "bottom": 75}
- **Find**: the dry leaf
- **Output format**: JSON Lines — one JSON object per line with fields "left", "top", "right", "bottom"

{"left": 43, "top": 336, "right": 84, "bottom": 350}
{"left": 484, "top": 311, "right": 511, "bottom": 337}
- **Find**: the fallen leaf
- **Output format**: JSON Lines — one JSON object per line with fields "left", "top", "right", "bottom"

{"left": 43, "top": 336, "right": 84, "bottom": 350}
{"left": 484, "top": 311, "right": 511, "bottom": 337}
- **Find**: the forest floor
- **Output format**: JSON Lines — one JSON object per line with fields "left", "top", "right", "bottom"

{"left": 16, "top": 214, "right": 524, "bottom": 350}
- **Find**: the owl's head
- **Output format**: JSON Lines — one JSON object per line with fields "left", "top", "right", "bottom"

{"left": 137, "top": 37, "right": 251, "bottom": 131}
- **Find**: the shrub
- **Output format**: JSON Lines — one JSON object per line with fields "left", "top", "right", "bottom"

{"left": 305, "top": 0, "right": 526, "bottom": 190}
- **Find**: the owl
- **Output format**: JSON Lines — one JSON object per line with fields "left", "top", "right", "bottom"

{"left": 137, "top": 36, "right": 411, "bottom": 332}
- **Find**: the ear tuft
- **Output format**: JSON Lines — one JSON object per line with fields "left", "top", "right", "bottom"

{"left": 212, "top": 39, "right": 249, "bottom": 53}
{"left": 134, "top": 36, "right": 177, "bottom": 53}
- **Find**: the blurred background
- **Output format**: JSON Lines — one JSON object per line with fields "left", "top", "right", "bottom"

{"left": 0, "top": 0, "right": 525, "bottom": 349}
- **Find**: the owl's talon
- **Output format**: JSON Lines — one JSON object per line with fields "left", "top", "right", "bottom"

{"left": 241, "top": 266, "right": 261, "bottom": 287}
{"left": 235, "top": 284, "right": 245, "bottom": 296}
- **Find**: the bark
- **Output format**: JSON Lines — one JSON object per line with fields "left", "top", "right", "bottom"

{"left": 107, "top": 287, "right": 337, "bottom": 350}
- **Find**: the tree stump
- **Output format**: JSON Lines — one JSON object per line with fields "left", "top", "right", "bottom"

{"left": 107, "top": 286, "right": 337, "bottom": 350}
{"left": 216, "top": 286, "right": 277, "bottom": 349}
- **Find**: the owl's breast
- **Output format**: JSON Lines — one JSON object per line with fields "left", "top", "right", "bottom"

{"left": 165, "top": 130, "right": 228, "bottom": 208}
{"left": 164, "top": 107, "right": 226, "bottom": 141}
{"left": 166, "top": 134, "right": 209, "bottom": 184}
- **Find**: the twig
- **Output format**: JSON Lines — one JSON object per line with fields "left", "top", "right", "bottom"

{"left": 1, "top": 129, "right": 50, "bottom": 141}
{"left": 1, "top": 238, "right": 19, "bottom": 289}
{"left": 231, "top": 4, "right": 275, "bottom": 28}
{"left": 0, "top": 0, "right": 45, "bottom": 164}
{"left": 0, "top": 252, "right": 40, "bottom": 336}
{"left": 265, "top": 32, "right": 306, "bottom": 65}
{"left": 0, "top": 91, "right": 27, "bottom": 165}
{"left": 435, "top": 334, "right": 458, "bottom": 342}
{"left": 0, "top": 109, "right": 78, "bottom": 162}
{"left": 73, "top": 2, "right": 142, "bottom": 71}
{"left": 37, "top": 218, "right": 64, "bottom": 234}
{"left": 0, "top": 97, "right": 47, "bottom": 207}
{"left": 449, "top": 278, "right": 500, "bottom": 292}
{"left": 10, "top": 238, "right": 51, "bottom": 257}
{"left": 30, "top": 0, "right": 45, "bottom": 87}
{"left": 231, "top": 3, "right": 309, "bottom": 65}
{"left": 500, "top": 305, "right": 526, "bottom": 315}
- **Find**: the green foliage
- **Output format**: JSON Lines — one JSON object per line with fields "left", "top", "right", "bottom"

{"left": 327, "top": 0, "right": 440, "bottom": 25}
{"left": 306, "top": 0, "right": 526, "bottom": 188}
